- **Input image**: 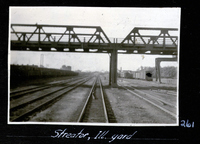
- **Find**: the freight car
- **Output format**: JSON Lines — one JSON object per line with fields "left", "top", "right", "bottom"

{"left": 133, "top": 69, "right": 153, "bottom": 81}
{"left": 119, "top": 70, "right": 133, "bottom": 78}
{"left": 119, "top": 69, "right": 153, "bottom": 81}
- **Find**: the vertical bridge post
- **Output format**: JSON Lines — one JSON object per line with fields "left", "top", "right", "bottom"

{"left": 109, "top": 54, "right": 112, "bottom": 85}
{"left": 155, "top": 57, "right": 177, "bottom": 83}
{"left": 155, "top": 59, "right": 161, "bottom": 83}
{"left": 111, "top": 49, "right": 118, "bottom": 87}
{"left": 109, "top": 40, "right": 118, "bottom": 87}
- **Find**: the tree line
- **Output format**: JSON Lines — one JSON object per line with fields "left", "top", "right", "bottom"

{"left": 137, "top": 66, "right": 177, "bottom": 78}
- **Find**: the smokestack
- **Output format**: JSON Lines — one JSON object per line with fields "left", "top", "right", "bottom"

{"left": 40, "top": 54, "right": 44, "bottom": 67}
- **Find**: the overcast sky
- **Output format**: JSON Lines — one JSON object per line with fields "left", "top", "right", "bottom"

{"left": 9, "top": 7, "right": 181, "bottom": 71}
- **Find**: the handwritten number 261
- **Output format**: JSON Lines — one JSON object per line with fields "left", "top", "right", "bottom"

{"left": 181, "top": 120, "right": 194, "bottom": 128}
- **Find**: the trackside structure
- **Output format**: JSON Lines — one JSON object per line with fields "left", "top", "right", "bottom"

{"left": 10, "top": 24, "right": 179, "bottom": 86}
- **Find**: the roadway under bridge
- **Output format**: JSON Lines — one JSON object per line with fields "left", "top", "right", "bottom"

{"left": 10, "top": 24, "right": 179, "bottom": 86}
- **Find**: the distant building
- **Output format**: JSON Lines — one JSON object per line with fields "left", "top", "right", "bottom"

{"left": 61, "top": 65, "right": 71, "bottom": 71}
{"left": 75, "top": 70, "right": 82, "bottom": 73}
{"left": 119, "top": 70, "right": 133, "bottom": 78}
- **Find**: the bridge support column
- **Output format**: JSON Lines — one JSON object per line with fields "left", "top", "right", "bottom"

{"left": 109, "top": 49, "right": 118, "bottom": 87}
{"left": 109, "top": 54, "right": 111, "bottom": 85}
{"left": 155, "top": 57, "right": 177, "bottom": 83}
{"left": 155, "top": 59, "right": 161, "bottom": 83}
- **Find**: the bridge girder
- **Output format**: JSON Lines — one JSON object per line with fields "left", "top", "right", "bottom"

{"left": 10, "top": 24, "right": 179, "bottom": 87}
{"left": 10, "top": 24, "right": 178, "bottom": 55}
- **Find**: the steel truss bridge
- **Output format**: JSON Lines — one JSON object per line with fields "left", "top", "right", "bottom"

{"left": 10, "top": 24, "right": 179, "bottom": 86}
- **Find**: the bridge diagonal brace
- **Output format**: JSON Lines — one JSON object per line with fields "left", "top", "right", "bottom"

{"left": 42, "top": 34, "right": 52, "bottom": 42}
{"left": 41, "top": 27, "right": 46, "bottom": 34}
{"left": 27, "top": 26, "right": 40, "bottom": 42}
{"left": 100, "top": 37, "right": 105, "bottom": 45}
{"left": 121, "top": 32, "right": 131, "bottom": 44}
{"left": 153, "top": 39, "right": 160, "bottom": 45}
{"left": 148, "top": 32, "right": 163, "bottom": 45}
{"left": 25, "top": 34, "right": 29, "bottom": 41}
{"left": 92, "top": 36, "right": 98, "bottom": 43}
{"left": 99, "top": 35, "right": 106, "bottom": 43}
{"left": 40, "top": 27, "right": 54, "bottom": 42}
{"left": 69, "top": 34, "right": 81, "bottom": 43}
{"left": 88, "top": 27, "right": 111, "bottom": 44}
{"left": 121, "top": 28, "right": 135, "bottom": 44}
{"left": 88, "top": 30, "right": 98, "bottom": 43}
{"left": 11, "top": 26, "right": 20, "bottom": 40}
{"left": 57, "top": 28, "right": 68, "bottom": 43}
{"left": 129, "top": 36, "right": 136, "bottom": 45}
{"left": 166, "top": 32, "right": 177, "bottom": 46}
{"left": 10, "top": 24, "right": 178, "bottom": 55}
{"left": 18, "top": 33, "right": 29, "bottom": 43}
{"left": 18, "top": 33, "right": 24, "bottom": 41}
{"left": 100, "top": 28, "right": 111, "bottom": 43}
{"left": 148, "top": 36, "right": 160, "bottom": 45}
{"left": 91, "top": 34, "right": 105, "bottom": 44}
{"left": 70, "top": 30, "right": 82, "bottom": 43}
{"left": 43, "top": 35, "right": 47, "bottom": 42}
{"left": 155, "top": 31, "right": 163, "bottom": 41}
{"left": 136, "top": 31, "right": 146, "bottom": 45}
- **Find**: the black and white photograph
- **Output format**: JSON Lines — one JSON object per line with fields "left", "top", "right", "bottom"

{"left": 8, "top": 7, "right": 180, "bottom": 126}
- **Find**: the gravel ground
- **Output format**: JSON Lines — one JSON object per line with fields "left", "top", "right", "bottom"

{"left": 101, "top": 75, "right": 177, "bottom": 124}
{"left": 121, "top": 78, "right": 177, "bottom": 91}
{"left": 104, "top": 87, "right": 176, "bottom": 123}
{"left": 29, "top": 77, "right": 95, "bottom": 122}
{"left": 11, "top": 74, "right": 177, "bottom": 124}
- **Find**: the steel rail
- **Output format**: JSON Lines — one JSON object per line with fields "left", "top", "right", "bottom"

{"left": 10, "top": 78, "right": 88, "bottom": 111}
{"left": 132, "top": 88, "right": 177, "bottom": 108}
{"left": 10, "top": 85, "right": 52, "bottom": 99}
{"left": 10, "top": 76, "right": 86, "bottom": 99}
{"left": 11, "top": 86, "right": 43, "bottom": 95}
{"left": 10, "top": 77, "right": 92, "bottom": 122}
{"left": 77, "top": 77, "right": 97, "bottom": 122}
{"left": 119, "top": 84, "right": 177, "bottom": 118}
{"left": 99, "top": 77, "right": 109, "bottom": 123}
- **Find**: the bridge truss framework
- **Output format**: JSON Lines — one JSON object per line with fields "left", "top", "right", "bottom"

{"left": 10, "top": 24, "right": 179, "bottom": 86}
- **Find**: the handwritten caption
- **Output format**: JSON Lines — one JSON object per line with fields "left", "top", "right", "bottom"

{"left": 51, "top": 129, "right": 137, "bottom": 143}
{"left": 181, "top": 120, "right": 194, "bottom": 128}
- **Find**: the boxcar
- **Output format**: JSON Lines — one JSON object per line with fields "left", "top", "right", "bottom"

{"left": 133, "top": 70, "right": 153, "bottom": 81}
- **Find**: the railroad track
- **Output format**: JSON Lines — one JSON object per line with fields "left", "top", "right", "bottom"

{"left": 77, "top": 76, "right": 116, "bottom": 123}
{"left": 10, "top": 75, "right": 87, "bottom": 100}
{"left": 10, "top": 76, "right": 93, "bottom": 122}
{"left": 118, "top": 83, "right": 177, "bottom": 119}
{"left": 119, "top": 78, "right": 177, "bottom": 96}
